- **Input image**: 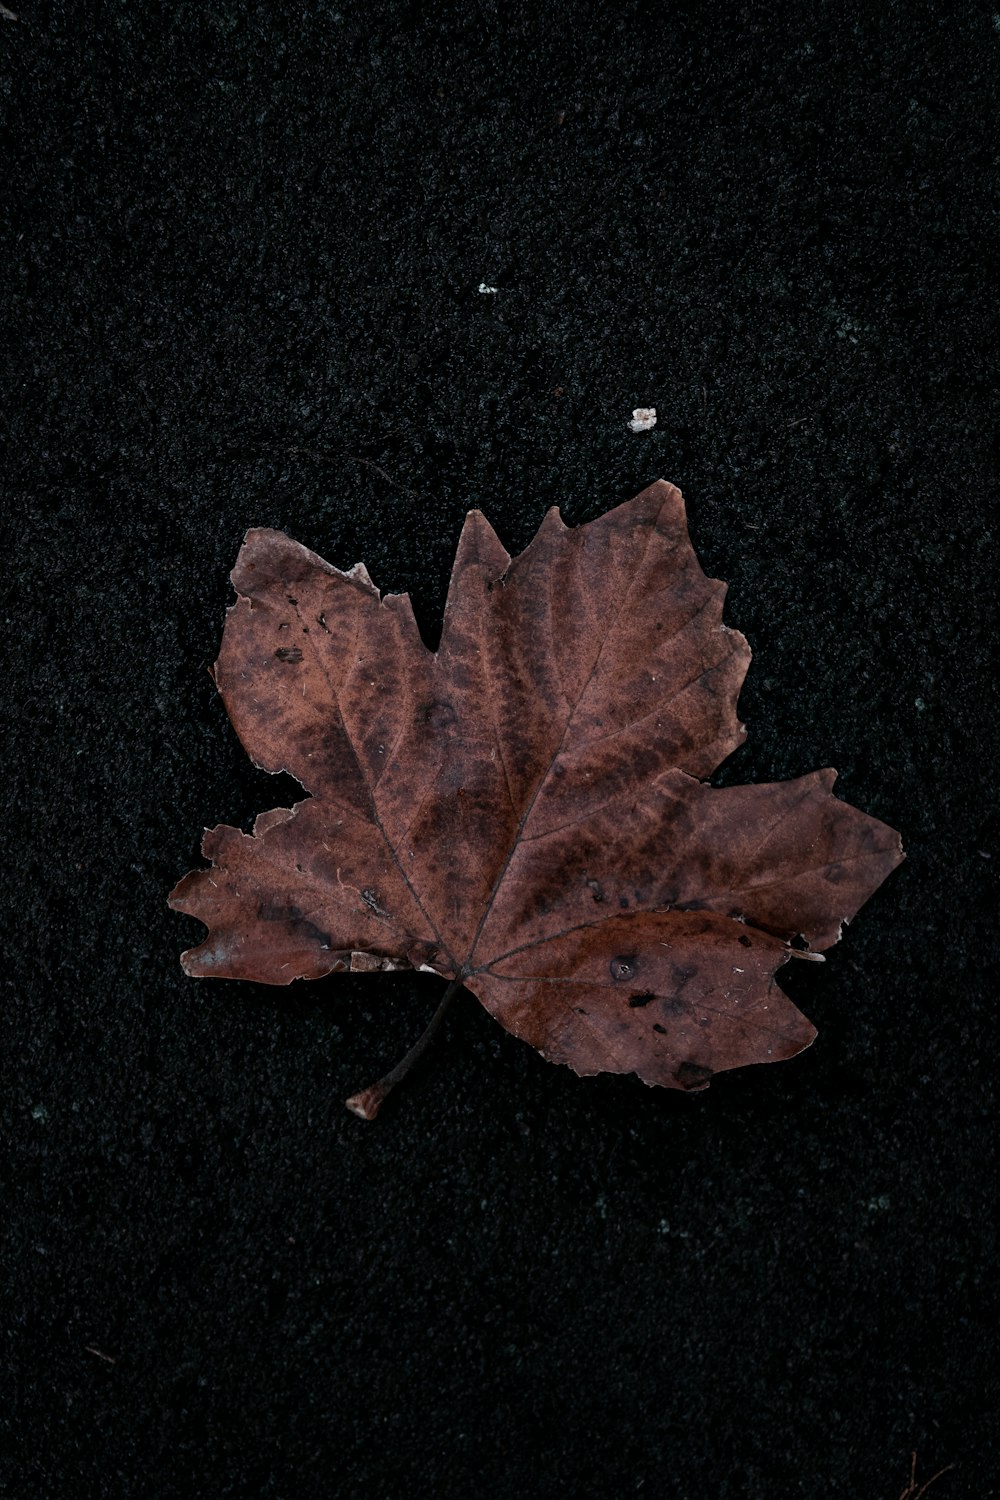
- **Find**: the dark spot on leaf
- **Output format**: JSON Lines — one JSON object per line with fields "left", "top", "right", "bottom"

{"left": 660, "top": 995, "right": 689, "bottom": 1016}
{"left": 585, "top": 877, "right": 604, "bottom": 903}
{"left": 653, "top": 1023, "right": 668, "bottom": 1034}
{"left": 286, "top": 595, "right": 298, "bottom": 605}
{"left": 619, "top": 895, "right": 629, "bottom": 908}
{"left": 258, "top": 902, "right": 303, "bottom": 922}
{"left": 738, "top": 935, "right": 752, "bottom": 947}
{"left": 610, "top": 954, "right": 638, "bottom": 980}
{"left": 826, "top": 863, "right": 846, "bottom": 884}
{"left": 676, "top": 1060, "right": 712, "bottom": 1089}
{"left": 628, "top": 992, "right": 654, "bottom": 1008}
{"left": 274, "top": 647, "right": 303, "bottom": 663}
{"left": 298, "top": 918, "right": 333, "bottom": 948}
{"left": 419, "top": 700, "right": 457, "bottom": 732}
{"left": 317, "top": 613, "right": 330, "bottom": 632}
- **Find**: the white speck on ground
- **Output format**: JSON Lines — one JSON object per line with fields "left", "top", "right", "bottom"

{"left": 628, "top": 407, "right": 657, "bottom": 432}
{"left": 478, "top": 283, "right": 498, "bottom": 294}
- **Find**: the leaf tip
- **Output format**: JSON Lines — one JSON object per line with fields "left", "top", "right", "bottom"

{"left": 344, "top": 559, "right": 379, "bottom": 594}
{"left": 449, "top": 508, "right": 511, "bottom": 586}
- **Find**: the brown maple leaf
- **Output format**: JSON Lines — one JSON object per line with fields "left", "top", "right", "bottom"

{"left": 169, "top": 480, "right": 903, "bottom": 1116}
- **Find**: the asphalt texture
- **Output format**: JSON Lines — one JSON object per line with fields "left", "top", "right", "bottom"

{"left": 3, "top": 4, "right": 997, "bottom": 1497}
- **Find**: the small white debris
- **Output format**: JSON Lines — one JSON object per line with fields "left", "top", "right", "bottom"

{"left": 628, "top": 407, "right": 657, "bottom": 432}
{"left": 478, "top": 283, "right": 498, "bottom": 294}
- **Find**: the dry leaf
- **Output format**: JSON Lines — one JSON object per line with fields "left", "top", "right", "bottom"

{"left": 169, "top": 481, "right": 902, "bottom": 1113}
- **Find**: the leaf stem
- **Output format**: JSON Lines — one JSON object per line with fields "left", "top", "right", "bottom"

{"left": 345, "top": 977, "right": 465, "bottom": 1120}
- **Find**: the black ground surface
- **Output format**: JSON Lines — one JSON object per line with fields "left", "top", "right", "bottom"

{"left": 3, "top": 3, "right": 998, "bottom": 1496}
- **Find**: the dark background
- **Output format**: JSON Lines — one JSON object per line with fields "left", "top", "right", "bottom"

{"left": 3, "top": 2, "right": 997, "bottom": 1495}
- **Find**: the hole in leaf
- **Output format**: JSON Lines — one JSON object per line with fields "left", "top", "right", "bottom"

{"left": 610, "top": 955, "right": 637, "bottom": 981}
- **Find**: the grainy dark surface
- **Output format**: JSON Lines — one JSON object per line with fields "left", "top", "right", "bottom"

{"left": 2, "top": 3, "right": 997, "bottom": 1496}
